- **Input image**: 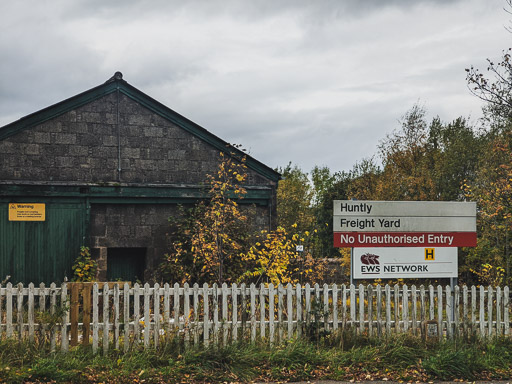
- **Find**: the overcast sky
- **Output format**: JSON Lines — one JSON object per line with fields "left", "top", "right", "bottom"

{"left": 1, "top": 0, "right": 510, "bottom": 174}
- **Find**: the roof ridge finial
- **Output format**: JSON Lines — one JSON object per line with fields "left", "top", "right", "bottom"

{"left": 106, "top": 71, "right": 124, "bottom": 83}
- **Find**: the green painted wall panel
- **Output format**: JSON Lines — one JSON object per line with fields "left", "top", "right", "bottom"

{"left": 0, "top": 201, "right": 86, "bottom": 284}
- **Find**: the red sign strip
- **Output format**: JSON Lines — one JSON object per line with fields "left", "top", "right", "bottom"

{"left": 334, "top": 232, "right": 477, "bottom": 248}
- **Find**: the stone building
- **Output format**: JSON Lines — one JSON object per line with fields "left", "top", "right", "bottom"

{"left": 0, "top": 72, "right": 279, "bottom": 284}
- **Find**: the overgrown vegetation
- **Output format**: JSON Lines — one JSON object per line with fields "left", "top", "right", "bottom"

{"left": 159, "top": 150, "right": 328, "bottom": 286}
{"left": 71, "top": 246, "right": 97, "bottom": 282}
{"left": 1, "top": 335, "right": 512, "bottom": 383}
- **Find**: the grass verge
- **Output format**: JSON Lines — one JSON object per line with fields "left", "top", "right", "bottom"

{"left": 0, "top": 333, "right": 511, "bottom": 383}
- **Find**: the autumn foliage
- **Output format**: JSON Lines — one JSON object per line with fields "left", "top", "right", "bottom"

{"left": 160, "top": 151, "right": 327, "bottom": 286}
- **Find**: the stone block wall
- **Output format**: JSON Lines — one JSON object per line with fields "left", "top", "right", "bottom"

{"left": 0, "top": 93, "right": 274, "bottom": 187}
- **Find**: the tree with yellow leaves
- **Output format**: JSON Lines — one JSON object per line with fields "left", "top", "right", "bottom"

{"left": 240, "top": 225, "right": 326, "bottom": 285}
{"left": 160, "top": 151, "right": 252, "bottom": 285}
{"left": 465, "top": 129, "right": 512, "bottom": 284}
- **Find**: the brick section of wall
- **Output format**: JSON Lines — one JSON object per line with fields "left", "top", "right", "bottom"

{"left": 0, "top": 93, "right": 275, "bottom": 187}
{"left": 90, "top": 203, "right": 271, "bottom": 281}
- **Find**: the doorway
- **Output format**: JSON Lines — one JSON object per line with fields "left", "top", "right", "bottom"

{"left": 107, "top": 247, "right": 146, "bottom": 282}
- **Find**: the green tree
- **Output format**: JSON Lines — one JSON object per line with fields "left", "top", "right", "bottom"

{"left": 276, "top": 163, "right": 315, "bottom": 234}
{"left": 375, "top": 104, "right": 436, "bottom": 200}
{"left": 427, "top": 117, "right": 483, "bottom": 200}
{"left": 465, "top": 128, "right": 512, "bottom": 284}
{"left": 346, "top": 157, "right": 382, "bottom": 200}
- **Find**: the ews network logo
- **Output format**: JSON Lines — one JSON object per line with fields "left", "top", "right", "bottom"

{"left": 360, "top": 253, "right": 380, "bottom": 274}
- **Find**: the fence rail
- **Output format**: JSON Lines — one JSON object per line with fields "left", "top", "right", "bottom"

{"left": 0, "top": 282, "right": 510, "bottom": 353}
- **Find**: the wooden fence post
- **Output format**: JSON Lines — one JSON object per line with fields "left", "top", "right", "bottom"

{"left": 70, "top": 283, "right": 79, "bottom": 347}
{"left": 83, "top": 284, "right": 92, "bottom": 346}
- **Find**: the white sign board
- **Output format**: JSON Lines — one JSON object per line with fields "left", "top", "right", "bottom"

{"left": 333, "top": 216, "right": 475, "bottom": 232}
{"left": 353, "top": 247, "right": 458, "bottom": 279}
{"left": 333, "top": 201, "right": 476, "bottom": 217}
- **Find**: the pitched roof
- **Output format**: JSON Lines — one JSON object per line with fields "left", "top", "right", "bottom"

{"left": 0, "top": 72, "right": 280, "bottom": 182}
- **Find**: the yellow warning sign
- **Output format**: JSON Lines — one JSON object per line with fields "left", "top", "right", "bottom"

{"left": 425, "top": 248, "right": 435, "bottom": 260}
{"left": 8, "top": 203, "right": 45, "bottom": 221}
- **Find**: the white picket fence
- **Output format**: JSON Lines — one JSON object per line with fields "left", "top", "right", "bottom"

{"left": 0, "top": 282, "right": 510, "bottom": 353}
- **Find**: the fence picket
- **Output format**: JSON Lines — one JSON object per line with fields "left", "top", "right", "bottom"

{"left": 497, "top": 287, "right": 502, "bottom": 335}
{"left": 278, "top": 285, "right": 284, "bottom": 341}
{"left": 193, "top": 283, "right": 200, "bottom": 345}
{"left": 446, "top": 285, "right": 452, "bottom": 338}
{"left": 463, "top": 285, "right": 468, "bottom": 335}
{"left": 488, "top": 286, "right": 493, "bottom": 337}
{"left": 385, "top": 285, "right": 391, "bottom": 335}
{"left": 103, "top": 283, "right": 110, "bottom": 353}
{"left": 154, "top": 283, "right": 160, "bottom": 348}
{"left": 184, "top": 283, "right": 191, "bottom": 346}
{"left": 429, "top": 285, "right": 434, "bottom": 321}
{"left": 260, "top": 283, "right": 265, "bottom": 339}
{"left": 92, "top": 283, "right": 99, "bottom": 353}
{"left": 250, "top": 284, "right": 256, "bottom": 342}
{"left": 411, "top": 285, "right": 417, "bottom": 334}
{"left": 222, "top": 283, "right": 228, "bottom": 345}
{"left": 144, "top": 283, "right": 150, "bottom": 349}
{"left": 394, "top": 285, "right": 400, "bottom": 333}
{"left": 203, "top": 283, "right": 209, "bottom": 347}
{"left": 296, "top": 284, "right": 302, "bottom": 338}
{"left": 61, "top": 283, "right": 68, "bottom": 352}
{"left": 269, "top": 284, "right": 275, "bottom": 344}
{"left": 376, "top": 285, "right": 382, "bottom": 336}
{"left": 28, "top": 283, "right": 35, "bottom": 342}
{"left": 174, "top": 283, "right": 180, "bottom": 334}
{"left": 240, "top": 283, "right": 247, "bottom": 337}
{"left": 164, "top": 283, "right": 170, "bottom": 342}
{"left": 305, "top": 283, "right": 311, "bottom": 329}
{"left": 332, "top": 284, "right": 338, "bottom": 332}
{"left": 454, "top": 285, "right": 460, "bottom": 336}
{"left": 350, "top": 284, "right": 356, "bottom": 329}
{"left": 359, "top": 284, "right": 365, "bottom": 334}
{"left": 133, "top": 283, "right": 140, "bottom": 345}
{"left": 124, "top": 283, "right": 130, "bottom": 352}
{"left": 323, "top": 284, "right": 330, "bottom": 332}
{"left": 504, "top": 286, "right": 510, "bottom": 335}
{"left": 342, "top": 284, "right": 347, "bottom": 331}
{"left": 287, "top": 284, "right": 293, "bottom": 339}
{"left": 419, "top": 286, "right": 425, "bottom": 328}
{"left": 403, "top": 284, "right": 409, "bottom": 332}
{"left": 17, "top": 283, "right": 23, "bottom": 342}
{"left": 471, "top": 285, "right": 477, "bottom": 335}
{"left": 114, "top": 284, "right": 120, "bottom": 350}
{"left": 437, "top": 285, "right": 443, "bottom": 337}
{"left": 232, "top": 283, "right": 238, "bottom": 342}
{"left": 213, "top": 283, "right": 219, "bottom": 344}
{"left": 6, "top": 283, "right": 12, "bottom": 338}
{"left": 479, "top": 286, "right": 485, "bottom": 337}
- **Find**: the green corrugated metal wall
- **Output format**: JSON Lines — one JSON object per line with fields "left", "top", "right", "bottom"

{"left": 0, "top": 200, "right": 86, "bottom": 284}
